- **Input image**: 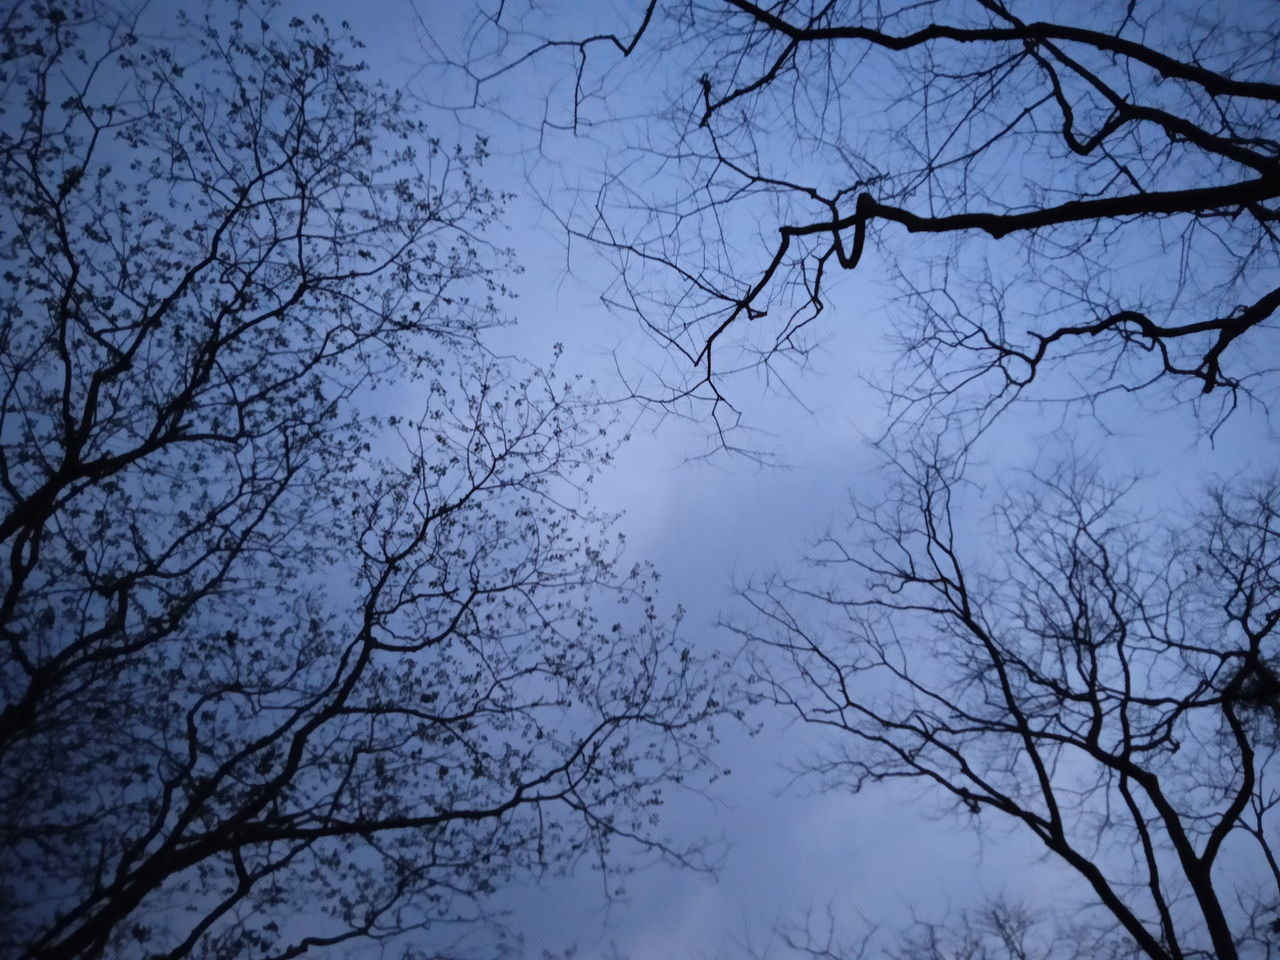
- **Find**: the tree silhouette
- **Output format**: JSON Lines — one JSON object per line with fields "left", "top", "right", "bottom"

{"left": 734, "top": 450, "right": 1280, "bottom": 960}
{"left": 451, "top": 0, "right": 1280, "bottom": 440}
{"left": 0, "top": 5, "right": 721, "bottom": 958}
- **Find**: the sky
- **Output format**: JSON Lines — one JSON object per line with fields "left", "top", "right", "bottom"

{"left": 284, "top": 2, "right": 1280, "bottom": 956}
{"left": 13, "top": 1, "right": 1272, "bottom": 957}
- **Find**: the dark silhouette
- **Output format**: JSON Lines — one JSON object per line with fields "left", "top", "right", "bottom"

{"left": 452, "top": 0, "right": 1280, "bottom": 444}
{"left": 734, "top": 449, "right": 1280, "bottom": 960}
{"left": 0, "top": 5, "right": 720, "bottom": 958}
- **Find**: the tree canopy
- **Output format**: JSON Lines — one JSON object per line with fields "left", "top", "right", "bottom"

{"left": 451, "top": 0, "right": 1280, "bottom": 442}
{"left": 5, "top": 0, "right": 1278, "bottom": 956}
{"left": 0, "top": 5, "right": 722, "bottom": 958}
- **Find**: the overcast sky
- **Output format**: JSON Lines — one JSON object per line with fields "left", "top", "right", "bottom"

{"left": 284, "top": 2, "right": 1276, "bottom": 956}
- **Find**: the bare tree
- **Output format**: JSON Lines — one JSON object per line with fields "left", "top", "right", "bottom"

{"left": 882, "top": 898, "right": 1139, "bottom": 960}
{"left": 732, "top": 448, "right": 1280, "bottom": 960}
{"left": 0, "top": 4, "right": 722, "bottom": 958}
{"left": 447, "top": 0, "right": 1280, "bottom": 440}
{"left": 737, "top": 897, "right": 1122, "bottom": 960}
